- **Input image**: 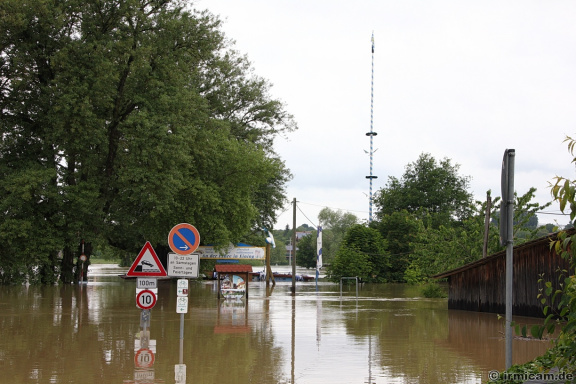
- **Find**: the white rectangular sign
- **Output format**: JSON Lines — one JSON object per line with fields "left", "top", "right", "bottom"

{"left": 136, "top": 277, "right": 157, "bottom": 289}
{"left": 177, "top": 279, "right": 188, "bottom": 296}
{"left": 176, "top": 296, "right": 188, "bottom": 313}
{"left": 136, "top": 287, "right": 158, "bottom": 295}
{"left": 197, "top": 246, "right": 265, "bottom": 260}
{"left": 175, "top": 364, "right": 186, "bottom": 384}
{"left": 167, "top": 253, "right": 199, "bottom": 278}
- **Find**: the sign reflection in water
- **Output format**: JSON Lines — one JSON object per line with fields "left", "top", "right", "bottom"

{"left": 0, "top": 265, "right": 553, "bottom": 384}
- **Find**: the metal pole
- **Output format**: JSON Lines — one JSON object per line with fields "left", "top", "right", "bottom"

{"left": 316, "top": 225, "right": 322, "bottom": 292}
{"left": 505, "top": 150, "right": 515, "bottom": 369}
{"left": 179, "top": 313, "right": 184, "bottom": 364}
{"left": 291, "top": 197, "right": 297, "bottom": 295}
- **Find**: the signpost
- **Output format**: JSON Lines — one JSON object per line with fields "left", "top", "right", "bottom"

{"left": 124, "top": 224, "right": 201, "bottom": 384}
{"left": 176, "top": 278, "right": 188, "bottom": 380}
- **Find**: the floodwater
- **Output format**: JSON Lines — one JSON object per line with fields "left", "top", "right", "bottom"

{"left": 0, "top": 264, "right": 553, "bottom": 384}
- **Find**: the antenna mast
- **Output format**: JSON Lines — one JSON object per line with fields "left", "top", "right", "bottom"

{"left": 366, "top": 32, "right": 378, "bottom": 223}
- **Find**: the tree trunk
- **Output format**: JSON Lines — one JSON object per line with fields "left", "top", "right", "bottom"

{"left": 60, "top": 247, "right": 75, "bottom": 284}
{"left": 40, "top": 251, "right": 59, "bottom": 285}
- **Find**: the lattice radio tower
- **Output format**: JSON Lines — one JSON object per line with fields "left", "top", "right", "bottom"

{"left": 365, "top": 32, "right": 378, "bottom": 223}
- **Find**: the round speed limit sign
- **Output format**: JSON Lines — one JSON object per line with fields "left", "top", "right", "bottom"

{"left": 136, "top": 289, "right": 157, "bottom": 310}
{"left": 135, "top": 348, "right": 155, "bottom": 368}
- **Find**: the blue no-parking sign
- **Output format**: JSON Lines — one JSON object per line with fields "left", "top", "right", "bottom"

{"left": 168, "top": 223, "right": 200, "bottom": 255}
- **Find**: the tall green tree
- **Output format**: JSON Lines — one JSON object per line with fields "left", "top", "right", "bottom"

{"left": 295, "top": 231, "right": 317, "bottom": 269}
{"left": 374, "top": 153, "right": 473, "bottom": 228}
{"left": 374, "top": 210, "right": 421, "bottom": 282}
{"left": 0, "top": 0, "right": 295, "bottom": 284}
{"left": 491, "top": 187, "right": 552, "bottom": 243}
{"left": 317, "top": 207, "right": 358, "bottom": 264}
{"left": 328, "top": 224, "right": 389, "bottom": 283}
{"left": 405, "top": 189, "right": 551, "bottom": 283}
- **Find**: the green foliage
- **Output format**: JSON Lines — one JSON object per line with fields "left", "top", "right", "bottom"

{"left": 295, "top": 232, "right": 317, "bottom": 269}
{"left": 374, "top": 210, "right": 421, "bottom": 282}
{"left": 404, "top": 264, "right": 426, "bottom": 285}
{"left": 492, "top": 187, "right": 552, "bottom": 244}
{"left": 318, "top": 207, "right": 359, "bottom": 264}
{"left": 269, "top": 237, "right": 288, "bottom": 266}
{"left": 420, "top": 282, "right": 447, "bottom": 298}
{"left": 503, "top": 135, "right": 576, "bottom": 376}
{"left": 373, "top": 179, "right": 549, "bottom": 284}
{"left": 374, "top": 153, "right": 474, "bottom": 228}
{"left": 328, "top": 224, "right": 389, "bottom": 283}
{"left": 328, "top": 245, "right": 372, "bottom": 282}
{"left": 0, "top": 0, "right": 296, "bottom": 284}
{"left": 487, "top": 349, "right": 558, "bottom": 384}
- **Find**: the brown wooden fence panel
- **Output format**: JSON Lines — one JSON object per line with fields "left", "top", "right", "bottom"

{"left": 435, "top": 231, "right": 573, "bottom": 318}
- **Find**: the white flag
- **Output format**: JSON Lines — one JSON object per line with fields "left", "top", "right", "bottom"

{"left": 316, "top": 226, "right": 323, "bottom": 269}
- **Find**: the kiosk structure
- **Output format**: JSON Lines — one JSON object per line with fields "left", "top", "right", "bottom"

{"left": 214, "top": 264, "right": 252, "bottom": 300}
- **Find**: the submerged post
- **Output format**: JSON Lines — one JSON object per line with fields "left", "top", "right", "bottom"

{"left": 316, "top": 225, "right": 323, "bottom": 292}
{"left": 339, "top": 277, "right": 359, "bottom": 299}
{"left": 291, "top": 198, "right": 297, "bottom": 295}
{"left": 501, "top": 149, "right": 515, "bottom": 369}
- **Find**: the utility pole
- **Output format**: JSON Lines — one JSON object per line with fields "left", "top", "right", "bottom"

{"left": 291, "top": 198, "right": 297, "bottom": 295}
{"left": 483, "top": 191, "right": 492, "bottom": 258}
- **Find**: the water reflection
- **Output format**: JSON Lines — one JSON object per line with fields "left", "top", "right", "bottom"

{"left": 0, "top": 265, "right": 553, "bottom": 384}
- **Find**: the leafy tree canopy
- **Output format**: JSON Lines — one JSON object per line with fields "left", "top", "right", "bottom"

{"left": 317, "top": 207, "right": 358, "bottom": 264}
{"left": 295, "top": 231, "right": 317, "bottom": 269}
{"left": 374, "top": 153, "right": 473, "bottom": 228}
{"left": 0, "top": 0, "right": 296, "bottom": 284}
{"left": 328, "top": 224, "right": 389, "bottom": 283}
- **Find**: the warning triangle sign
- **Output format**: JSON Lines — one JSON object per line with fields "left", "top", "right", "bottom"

{"left": 126, "top": 241, "right": 168, "bottom": 277}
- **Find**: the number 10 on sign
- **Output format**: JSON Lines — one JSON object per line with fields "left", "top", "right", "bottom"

{"left": 136, "top": 289, "right": 157, "bottom": 310}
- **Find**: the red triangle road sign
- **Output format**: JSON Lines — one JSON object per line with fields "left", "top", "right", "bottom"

{"left": 126, "top": 241, "right": 167, "bottom": 277}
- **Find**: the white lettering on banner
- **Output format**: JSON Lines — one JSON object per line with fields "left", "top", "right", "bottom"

{"left": 196, "top": 246, "right": 265, "bottom": 260}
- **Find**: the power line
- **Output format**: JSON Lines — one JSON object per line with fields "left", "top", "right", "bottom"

{"left": 537, "top": 210, "right": 569, "bottom": 216}
{"left": 296, "top": 204, "right": 317, "bottom": 230}
{"left": 296, "top": 201, "right": 369, "bottom": 215}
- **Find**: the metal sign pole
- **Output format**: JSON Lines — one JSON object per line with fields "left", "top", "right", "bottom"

{"left": 504, "top": 149, "right": 515, "bottom": 369}
{"left": 179, "top": 313, "right": 184, "bottom": 364}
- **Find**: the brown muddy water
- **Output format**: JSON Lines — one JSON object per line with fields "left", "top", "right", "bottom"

{"left": 0, "top": 264, "right": 553, "bottom": 384}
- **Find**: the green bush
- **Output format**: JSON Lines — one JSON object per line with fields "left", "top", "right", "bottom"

{"left": 421, "top": 282, "right": 447, "bottom": 298}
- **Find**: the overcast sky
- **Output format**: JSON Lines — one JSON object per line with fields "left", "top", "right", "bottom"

{"left": 199, "top": 0, "right": 576, "bottom": 229}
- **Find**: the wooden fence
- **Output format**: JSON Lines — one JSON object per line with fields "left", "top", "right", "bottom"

{"left": 433, "top": 231, "right": 574, "bottom": 317}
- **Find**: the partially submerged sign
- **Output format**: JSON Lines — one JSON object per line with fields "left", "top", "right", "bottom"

{"left": 197, "top": 244, "right": 265, "bottom": 260}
